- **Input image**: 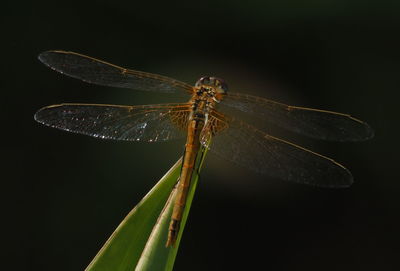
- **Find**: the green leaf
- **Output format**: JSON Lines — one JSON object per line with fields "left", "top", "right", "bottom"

{"left": 85, "top": 146, "right": 208, "bottom": 271}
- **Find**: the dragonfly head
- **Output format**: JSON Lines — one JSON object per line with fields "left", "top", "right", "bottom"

{"left": 195, "top": 76, "right": 228, "bottom": 95}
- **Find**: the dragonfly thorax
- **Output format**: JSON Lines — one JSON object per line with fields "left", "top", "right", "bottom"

{"left": 190, "top": 77, "right": 227, "bottom": 122}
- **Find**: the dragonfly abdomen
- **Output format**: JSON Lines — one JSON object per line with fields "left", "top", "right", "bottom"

{"left": 166, "top": 118, "right": 204, "bottom": 247}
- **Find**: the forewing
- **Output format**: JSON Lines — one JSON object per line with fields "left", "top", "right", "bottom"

{"left": 34, "top": 103, "right": 190, "bottom": 142}
{"left": 39, "top": 51, "right": 194, "bottom": 94}
{"left": 220, "top": 92, "right": 374, "bottom": 141}
{"left": 204, "top": 113, "right": 353, "bottom": 188}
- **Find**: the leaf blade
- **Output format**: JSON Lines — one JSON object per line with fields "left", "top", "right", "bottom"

{"left": 86, "top": 145, "right": 208, "bottom": 271}
{"left": 85, "top": 159, "right": 182, "bottom": 271}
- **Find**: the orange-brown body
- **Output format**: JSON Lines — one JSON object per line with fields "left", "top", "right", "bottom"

{"left": 165, "top": 118, "right": 204, "bottom": 247}
{"left": 166, "top": 77, "right": 227, "bottom": 247}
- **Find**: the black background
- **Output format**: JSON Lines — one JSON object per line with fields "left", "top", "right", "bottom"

{"left": 3, "top": 1, "right": 399, "bottom": 270}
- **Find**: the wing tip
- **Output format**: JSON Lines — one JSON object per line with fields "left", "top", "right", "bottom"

{"left": 345, "top": 114, "right": 375, "bottom": 141}
{"left": 326, "top": 167, "right": 354, "bottom": 188}
{"left": 311, "top": 176, "right": 353, "bottom": 189}
{"left": 347, "top": 120, "right": 374, "bottom": 142}
{"left": 34, "top": 104, "right": 63, "bottom": 123}
{"left": 306, "top": 172, "right": 354, "bottom": 189}
{"left": 38, "top": 50, "right": 70, "bottom": 65}
{"left": 34, "top": 106, "right": 49, "bottom": 124}
{"left": 331, "top": 178, "right": 353, "bottom": 188}
{"left": 38, "top": 51, "right": 50, "bottom": 66}
{"left": 363, "top": 121, "right": 375, "bottom": 140}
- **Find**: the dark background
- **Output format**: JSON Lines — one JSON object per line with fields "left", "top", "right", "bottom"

{"left": 3, "top": 1, "right": 399, "bottom": 270}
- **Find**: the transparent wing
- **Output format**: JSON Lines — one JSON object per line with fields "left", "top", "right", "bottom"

{"left": 220, "top": 92, "right": 374, "bottom": 141}
{"left": 38, "top": 50, "right": 194, "bottom": 94}
{"left": 202, "top": 112, "right": 353, "bottom": 188}
{"left": 34, "top": 103, "right": 191, "bottom": 142}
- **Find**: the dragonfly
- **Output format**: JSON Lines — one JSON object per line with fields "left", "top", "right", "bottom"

{"left": 34, "top": 50, "right": 374, "bottom": 247}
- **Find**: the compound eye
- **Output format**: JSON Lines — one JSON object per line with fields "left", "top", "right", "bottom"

{"left": 217, "top": 80, "right": 228, "bottom": 94}
{"left": 202, "top": 77, "right": 210, "bottom": 84}
{"left": 195, "top": 76, "right": 209, "bottom": 87}
{"left": 221, "top": 84, "right": 228, "bottom": 93}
